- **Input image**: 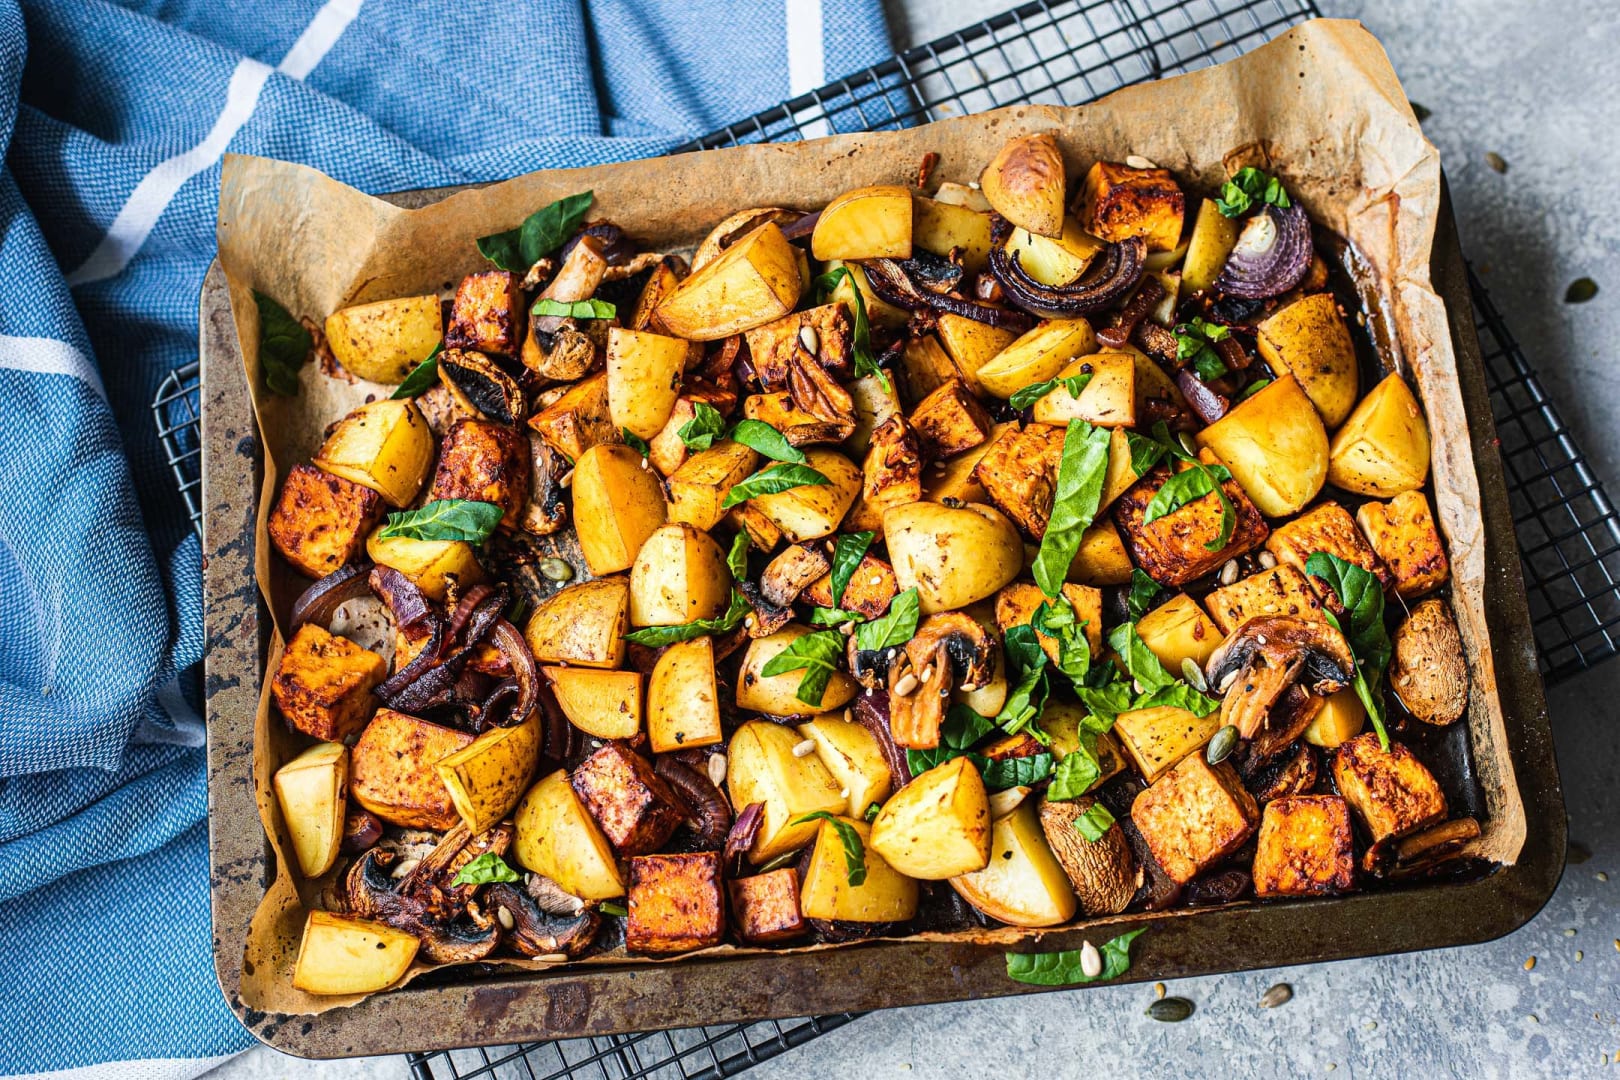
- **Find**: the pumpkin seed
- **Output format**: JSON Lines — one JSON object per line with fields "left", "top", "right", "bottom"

{"left": 1177, "top": 431, "right": 1200, "bottom": 459}
{"left": 540, "top": 557, "right": 575, "bottom": 582}
{"left": 1206, "top": 724, "right": 1238, "bottom": 765}
{"left": 1485, "top": 151, "right": 1508, "bottom": 174}
{"left": 1181, "top": 657, "right": 1207, "bottom": 691}
{"left": 1147, "top": 997, "right": 1194, "bottom": 1022}
{"left": 1565, "top": 277, "right": 1599, "bottom": 304}
{"left": 1259, "top": 982, "right": 1293, "bottom": 1008}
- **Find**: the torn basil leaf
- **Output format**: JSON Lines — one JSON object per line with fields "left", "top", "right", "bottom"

{"left": 379, "top": 499, "right": 503, "bottom": 543}
{"left": 1031, "top": 419, "right": 1114, "bottom": 597}
{"left": 720, "top": 462, "right": 829, "bottom": 509}
{"left": 477, "top": 190, "right": 594, "bottom": 272}
{"left": 255, "top": 291, "right": 311, "bottom": 396}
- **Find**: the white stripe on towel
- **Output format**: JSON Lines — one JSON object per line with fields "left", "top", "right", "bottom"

{"left": 785, "top": 0, "right": 829, "bottom": 140}
{"left": 0, "top": 334, "right": 107, "bottom": 400}
{"left": 10, "top": 1052, "right": 237, "bottom": 1080}
{"left": 66, "top": 0, "right": 364, "bottom": 287}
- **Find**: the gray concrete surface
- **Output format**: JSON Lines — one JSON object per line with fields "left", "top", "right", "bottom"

{"left": 210, "top": 1, "right": 1620, "bottom": 1076}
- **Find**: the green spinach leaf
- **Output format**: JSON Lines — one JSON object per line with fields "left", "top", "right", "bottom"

{"left": 379, "top": 499, "right": 504, "bottom": 543}
{"left": 1128, "top": 569, "right": 1164, "bottom": 620}
{"left": 531, "top": 298, "right": 616, "bottom": 320}
{"left": 720, "top": 462, "right": 829, "bottom": 509}
{"left": 829, "top": 531, "right": 875, "bottom": 605}
{"left": 622, "top": 589, "right": 751, "bottom": 646}
{"left": 1005, "top": 927, "right": 1147, "bottom": 986}
{"left": 678, "top": 401, "right": 729, "bottom": 451}
{"left": 255, "top": 291, "right": 311, "bottom": 396}
{"left": 477, "top": 191, "right": 594, "bottom": 272}
{"left": 1306, "top": 551, "right": 1393, "bottom": 748}
{"left": 853, "top": 587, "right": 920, "bottom": 653}
{"left": 790, "top": 811, "right": 867, "bottom": 885}
{"left": 1032, "top": 419, "right": 1114, "bottom": 596}
{"left": 451, "top": 852, "right": 521, "bottom": 886}
{"left": 728, "top": 419, "right": 808, "bottom": 464}
{"left": 1074, "top": 802, "right": 1116, "bottom": 842}
{"left": 761, "top": 629, "right": 847, "bottom": 708}
{"left": 1215, "top": 167, "right": 1291, "bottom": 218}
{"left": 390, "top": 342, "right": 443, "bottom": 399}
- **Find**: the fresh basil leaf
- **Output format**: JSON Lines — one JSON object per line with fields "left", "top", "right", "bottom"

{"left": 728, "top": 420, "right": 808, "bottom": 464}
{"left": 255, "top": 291, "right": 311, "bottom": 396}
{"left": 995, "top": 623, "right": 1050, "bottom": 739}
{"left": 1126, "top": 430, "right": 1170, "bottom": 478}
{"left": 720, "top": 462, "right": 830, "bottom": 509}
{"left": 1005, "top": 927, "right": 1147, "bottom": 986}
{"left": 983, "top": 752, "right": 1054, "bottom": 790}
{"left": 379, "top": 499, "right": 504, "bottom": 543}
{"left": 1008, "top": 371, "right": 1094, "bottom": 411}
{"left": 790, "top": 811, "right": 867, "bottom": 885}
{"left": 727, "top": 531, "right": 750, "bottom": 582}
{"left": 531, "top": 297, "right": 616, "bottom": 320}
{"left": 761, "top": 629, "right": 847, "bottom": 708}
{"left": 599, "top": 901, "right": 628, "bottom": 917}
{"left": 678, "top": 401, "right": 729, "bottom": 451}
{"left": 1074, "top": 802, "right": 1116, "bottom": 842}
{"left": 451, "top": 851, "right": 521, "bottom": 886}
{"left": 1193, "top": 354, "right": 1228, "bottom": 381}
{"left": 1143, "top": 461, "right": 1236, "bottom": 552}
{"left": 863, "top": 801, "right": 882, "bottom": 822}
{"left": 1306, "top": 551, "right": 1393, "bottom": 748}
{"left": 1032, "top": 597, "right": 1091, "bottom": 685}
{"left": 813, "top": 267, "right": 888, "bottom": 391}
{"left": 1133, "top": 680, "right": 1221, "bottom": 717}
{"left": 1106, "top": 622, "right": 1176, "bottom": 694}
{"left": 390, "top": 342, "right": 443, "bottom": 399}
{"left": 854, "top": 587, "right": 920, "bottom": 653}
{"left": 1032, "top": 419, "right": 1114, "bottom": 597}
{"left": 807, "top": 606, "right": 864, "bottom": 628}
{"left": 1128, "top": 569, "right": 1164, "bottom": 620}
{"left": 477, "top": 191, "right": 594, "bottom": 272}
{"left": 905, "top": 745, "right": 966, "bottom": 775}
{"left": 622, "top": 428, "right": 650, "bottom": 457}
{"left": 829, "top": 531, "right": 874, "bottom": 605}
{"left": 622, "top": 589, "right": 750, "bottom": 646}
{"left": 1047, "top": 745, "right": 1102, "bottom": 801}
{"left": 1237, "top": 377, "right": 1272, "bottom": 402}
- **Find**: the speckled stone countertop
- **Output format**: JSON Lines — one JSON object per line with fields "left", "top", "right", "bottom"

{"left": 210, "top": 2, "right": 1620, "bottom": 1077}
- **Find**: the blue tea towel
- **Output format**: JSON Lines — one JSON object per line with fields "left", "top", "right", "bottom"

{"left": 0, "top": 1, "right": 892, "bottom": 1075}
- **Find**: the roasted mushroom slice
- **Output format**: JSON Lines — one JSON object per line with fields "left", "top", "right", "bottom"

{"left": 1214, "top": 201, "right": 1312, "bottom": 300}
{"left": 1384, "top": 817, "right": 1483, "bottom": 879}
{"left": 1038, "top": 795, "right": 1137, "bottom": 916}
{"left": 522, "top": 433, "right": 570, "bottom": 537}
{"left": 1389, "top": 599, "right": 1468, "bottom": 726}
{"left": 439, "top": 349, "right": 526, "bottom": 426}
{"left": 419, "top": 902, "right": 501, "bottom": 964}
{"left": 760, "top": 543, "right": 832, "bottom": 608}
{"left": 692, "top": 208, "right": 804, "bottom": 271}
{"left": 1205, "top": 616, "right": 1354, "bottom": 740}
{"left": 486, "top": 881, "right": 600, "bottom": 957}
{"left": 1242, "top": 685, "right": 1324, "bottom": 767}
{"left": 861, "top": 256, "right": 1033, "bottom": 330}
{"left": 1243, "top": 739, "right": 1320, "bottom": 803}
{"left": 887, "top": 641, "right": 951, "bottom": 749}
{"left": 903, "top": 611, "right": 996, "bottom": 692}
{"left": 737, "top": 583, "right": 794, "bottom": 638}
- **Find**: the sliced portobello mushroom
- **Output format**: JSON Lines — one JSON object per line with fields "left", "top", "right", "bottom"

{"left": 1385, "top": 816, "right": 1483, "bottom": 879}
{"left": 1242, "top": 738, "right": 1319, "bottom": 804}
{"left": 903, "top": 611, "right": 996, "bottom": 692}
{"left": 418, "top": 903, "right": 501, "bottom": 964}
{"left": 760, "top": 543, "right": 832, "bottom": 608}
{"left": 485, "top": 881, "right": 599, "bottom": 957}
{"left": 439, "top": 348, "right": 526, "bottom": 426}
{"left": 1389, "top": 598, "right": 1469, "bottom": 726}
{"left": 1038, "top": 795, "right": 1138, "bottom": 916}
{"left": 1242, "top": 684, "right": 1324, "bottom": 768}
{"left": 522, "top": 433, "right": 570, "bottom": 537}
{"left": 1205, "top": 616, "right": 1354, "bottom": 740}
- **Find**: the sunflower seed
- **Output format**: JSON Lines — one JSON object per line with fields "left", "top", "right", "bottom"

{"left": 792, "top": 738, "right": 817, "bottom": 758}
{"left": 1220, "top": 559, "right": 1241, "bottom": 586}
{"left": 496, "top": 905, "right": 515, "bottom": 931}
{"left": 1080, "top": 940, "right": 1103, "bottom": 978}
{"left": 1125, "top": 154, "right": 1158, "bottom": 170}
{"left": 708, "top": 753, "right": 728, "bottom": 787}
{"left": 1259, "top": 983, "right": 1293, "bottom": 1008}
{"left": 540, "top": 557, "right": 574, "bottom": 582}
{"left": 1147, "top": 997, "right": 1194, "bottom": 1022}
{"left": 799, "top": 324, "right": 820, "bottom": 355}
{"left": 894, "top": 673, "right": 919, "bottom": 696}
{"left": 1181, "top": 657, "right": 1207, "bottom": 691}
{"left": 1258, "top": 550, "right": 1278, "bottom": 569}
{"left": 558, "top": 469, "right": 574, "bottom": 488}
{"left": 1206, "top": 724, "right": 1238, "bottom": 765}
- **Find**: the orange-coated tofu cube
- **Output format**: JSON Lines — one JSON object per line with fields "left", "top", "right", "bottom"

{"left": 1204, "top": 564, "right": 1327, "bottom": 635}
{"left": 1266, "top": 501, "right": 1391, "bottom": 609}
{"left": 1332, "top": 732, "right": 1447, "bottom": 843}
{"left": 1252, "top": 795, "right": 1356, "bottom": 897}
{"left": 1113, "top": 454, "right": 1269, "bottom": 587}
{"left": 1356, "top": 490, "right": 1450, "bottom": 598}
{"left": 973, "top": 423, "right": 1065, "bottom": 538}
{"left": 571, "top": 742, "right": 685, "bottom": 856}
{"left": 727, "top": 867, "right": 807, "bottom": 943}
{"left": 268, "top": 463, "right": 386, "bottom": 578}
{"left": 627, "top": 851, "right": 727, "bottom": 954}
{"left": 270, "top": 623, "right": 387, "bottom": 742}
{"left": 1130, "top": 753, "right": 1258, "bottom": 884}
{"left": 425, "top": 418, "right": 530, "bottom": 530}
{"left": 909, "top": 378, "right": 994, "bottom": 460}
{"left": 1076, "top": 161, "right": 1186, "bottom": 252}
{"left": 445, "top": 270, "right": 522, "bottom": 356}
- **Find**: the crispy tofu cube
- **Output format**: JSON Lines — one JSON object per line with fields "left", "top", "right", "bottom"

{"left": 1356, "top": 490, "right": 1450, "bottom": 598}
{"left": 861, "top": 416, "right": 924, "bottom": 521}
{"left": 570, "top": 743, "right": 685, "bottom": 856}
{"left": 271, "top": 623, "right": 387, "bottom": 742}
{"left": 1076, "top": 161, "right": 1186, "bottom": 253}
{"left": 528, "top": 372, "right": 615, "bottom": 463}
{"left": 425, "top": 419, "right": 530, "bottom": 530}
{"left": 1205, "top": 564, "right": 1327, "bottom": 635}
{"left": 910, "top": 378, "right": 994, "bottom": 460}
{"left": 268, "top": 463, "right": 386, "bottom": 578}
{"left": 445, "top": 270, "right": 522, "bottom": 356}
{"left": 1130, "top": 754, "right": 1258, "bottom": 884}
{"left": 742, "top": 391, "right": 853, "bottom": 445}
{"left": 801, "top": 552, "right": 898, "bottom": 619}
{"left": 1134, "top": 593, "right": 1222, "bottom": 671}
{"left": 726, "top": 503, "right": 785, "bottom": 553}
{"left": 727, "top": 867, "right": 807, "bottom": 944}
{"left": 994, "top": 580, "right": 1104, "bottom": 656}
{"left": 1266, "top": 501, "right": 1391, "bottom": 608}
{"left": 972, "top": 422, "right": 1065, "bottom": 537}
{"left": 743, "top": 303, "right": 854, "bottom": 390}
{"left": 627, "top": 851, "right": 727, "bottom": 954}
{"left": 1113, "top": 453, "right": 1269, "bottom": 587}
{"left": 1331, "top": 732, "right": 1447, "bottom": 843}
{"left": 1252, "top": 795, "right": 1356, "bottom": 897}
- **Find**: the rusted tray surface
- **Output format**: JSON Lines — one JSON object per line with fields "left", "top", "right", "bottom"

{"left": 202, "top": 177, "right": 1564, "bottom": 1057}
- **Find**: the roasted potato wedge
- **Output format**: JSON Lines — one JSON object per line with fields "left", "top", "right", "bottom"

{"left": 885, "top": 501, "right": 1024, "bottom": 614}
{"left": 647, "top": 636, "right": 723, "bottom": 753}
{"left": 544, "top": 667, "right": 643, "bottom": 739}
{"left": 1196, "top": 374, "right": 1328, "bottom": 517}
{"left": 629, "top": 523, "right": 731, "bottom": 626}
{"left": 812, "top": 184, "right": 914, "bottom": 261}
{"left": 655, "top": 222, "right": 801, "bottom": 340}
{"left": 293, "top": 912, "right": 418, "bottom": 996}
{"left": 979, "top": 132, "right": 1066, "bottom": 238}
{"left": 273, "top": 741, "right": 349, "bottom": 878}
{"left": 513, "top": 768, "right": 626, "bottom": 900}
{"left": 435, "top": 712, "right": 542, "bottom": 834}
{"left": 1256, "top": 293, "right": 1359, "bottom": 429}
{"left": 523, "top": 576, "right": 630, "bottom": 670}
{"left": 607, "top": 327, "right": 688, "bottom": 440}
{"left": 800, "top": 816, "right": 919, "bottom": 923}
{"left": 869, "top": 756, "right": 991, "bottom": 879}
{"left": 950, "top": 800, "right": 1077, "bottom": 927}
{"left": 737, "top": 625, "right": 858, "bottom": 715}
{"left": 323, "top": 294, "right": 442, "bottom": 384}
{"left": 572, "top": 443, "right": 669, "bottom": 575}
{"left": 313, "top": 399, "right": 434, "bottom": 508}
{"left": 727, "top": 718, "right": 846, "bottom": 862}
{"left": 1327, "top": 372, "right": 1431, "bottom": 497}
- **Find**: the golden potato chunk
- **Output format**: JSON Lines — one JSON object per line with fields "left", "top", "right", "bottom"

{"left": 1252, "top": 795, "right": 1356, "bottom": 898}
{"left": 1204, "top": 564, "right": 1327, "bottom": 636}
{"left": 668, "top": 441, "right": 762, "bottom": 532}
{"left": 909, "top": 378, "right": 994, "bottom": 460}
{"left": 899, "top": 334, "right": 966, "bottom": 403}
{"left": 1076, "top": 160, "right": 1186, "bottom": 252}
{"left": 1130, "top": 753, "right": 1258, "bottom": 884}
{"left": 425, "top": 418, "right": 530, "bottom": 530}
{"left": 972, "top": 422, "right": 1064, "bottom": 538}
{"left": 323, "top": 294, "right": 442, "bottom": 385}
{"left": 1266, "top": 501, "right": 1391, "bottom": 607}
{"left": 1113, "top": 705, "right": 1221, "bottom": 785}
{"left": 727, "top": 867, "right": 807, "bottom": 944}
{"left": 627, "top": 851, "right": 726, "bottom": 954}
{"left": 1134, "top": 593, "right": 1222, "bottom": 672}
{"left": 1112, "top": 454, "right": 1269, "bottom": 587}
{"left": 571, "top": 742, "right": 685, "bottom": 856}
{"left": 271, "top": 623, "right": 386, "bottom": 743}
{"left": 743, "top": 303, "right": 854, "bottom": 390}
{"left": 349, "top": 709, "right": 474, "bottom": 829}
{"left": 1331, "top": 731, "right": 1447, "bottom": 843}
{"left": 268, "top": 463, "right": 385, "bottom": 579}
{"left": 1356, "top": 490, "right": 1450, "bottom": 598}
{"left": 527, "top": 372, "right": 615, "bottom": 464}
{"left": 445, "top": 269, "right": 522, "bottom": 356}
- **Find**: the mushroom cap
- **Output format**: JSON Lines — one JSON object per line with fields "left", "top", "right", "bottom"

{"left": 1390, "top": 599, "right": 1469, "bottom": 726}
{"left": 485, "top": 881, "right": 600, "bottom": 958}
{"left": 905, "top": 610, "right": 997, "bottom": 691}
{"left": 1205, "top": 614, "right": 1355, "bottom": 694}
{"left": 1038, "top": 795, "right": 1137, "bottom": 916}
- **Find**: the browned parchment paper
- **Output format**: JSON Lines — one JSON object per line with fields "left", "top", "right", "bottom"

{"left": 216, "top": 18, "right": 1520, "bottom": 1016}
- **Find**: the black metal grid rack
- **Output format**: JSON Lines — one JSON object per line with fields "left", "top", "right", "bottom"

{"left": 156, "top": 0, "right": 1620, "bottom": 1075}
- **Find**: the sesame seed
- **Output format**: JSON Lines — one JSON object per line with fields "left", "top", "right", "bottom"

{"left": 870, "top": 574, "right": 882, "bottom": 585}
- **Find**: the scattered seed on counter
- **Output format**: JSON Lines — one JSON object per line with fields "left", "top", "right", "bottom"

{"left": 1524, "top": 956, "right": 1537, "bottom": 971}
{"left": 1259, "top": 983, "right": 1292, "bottom": 1008}
{"left": 1599, "top": 872, "right": 1610, "bottom": 882}
{"left": 1154, "top": 982, "right": 1167, "bottom": 999}
{"left": 1577, "top": 951, "right": 1585, "bottom": 962}
{"left": 1146, "top": 997, "right": 1194, "bottom": 1022}
{"left": 1566, "top": 928, "right": 1578, "bottom": 937}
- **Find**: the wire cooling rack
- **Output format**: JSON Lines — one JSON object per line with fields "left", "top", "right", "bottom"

{"left": 157, "top": 0, "right": 1620, "bottom": 1075}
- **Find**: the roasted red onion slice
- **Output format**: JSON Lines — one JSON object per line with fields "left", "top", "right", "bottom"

{"left": 656, "top": 757, "right": 734, "bottom": 851}
{"left": 445, "top": 583, "right": 497, "bottom": 646}
{"left": 1096, "top": 275, "right": 1165, "bottom": 348}
{"left": 1214, "top": 202, "right": 1311, "bottom": 300}
{"left": 987, "top": 216, "right": 1146, "bottom": 317}
{"left": 289, "top": 562, "right": 373, "bottom": 632}
{"left": 861, "top": 257, "right": 1033, "bottom": 331}
{"left": 1175, "top": 368, "right": 1231, "bottom": 425}
{"left": 369, "top": 565, "right": 433, "bottom": 629}
{"left": 487, "top": 618, "right": 538, "bottom": 727}
{"left": 853, "top": 690, "right": 911, "bottom": 787}
{"left": 725, "top": 802, "right": 765, "bottom": 864}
